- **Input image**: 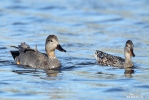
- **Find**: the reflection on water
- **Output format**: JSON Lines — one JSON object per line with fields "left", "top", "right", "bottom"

{"left": 12, "top": 69, "right": 60, "bottom": 77}
{"left": 124, "top": 68, "right": 134, "bottom": 78}
{"left": 46, "top": 70, "right": 60, "bottom": 77}
{"left": 0, "top": 0, "right": 149, "bottom": 99}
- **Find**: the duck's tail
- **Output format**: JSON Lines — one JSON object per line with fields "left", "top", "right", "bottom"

{"left": 10, "top": 51, "right": 20, "bottom": 60}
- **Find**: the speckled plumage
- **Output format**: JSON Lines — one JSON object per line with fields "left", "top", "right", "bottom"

{"left": 95, "top": 40, "right": 135, "bottom": 68}
{"left": 95, "top": 50, "right": 125, "bottom": 68}
{"left": 10, "top": 35, "right": 66, "bottom": 70}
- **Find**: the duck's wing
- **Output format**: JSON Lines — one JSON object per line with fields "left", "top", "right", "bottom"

{"left": 10, "top": 42, "right": 37, "bottom": 63}
{"left": 19, "top": 51, "right": 48, "bottom": 68}
{"left": 95, "top": 50, "right": 125, "bottom": 67}
{"left": 10, "top": 42, "right": 35, "bottom": 53}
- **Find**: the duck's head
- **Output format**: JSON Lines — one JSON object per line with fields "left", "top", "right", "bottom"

{"left": 124, "top": 40, "right": 135, "bottom": 57}
{"left": 45, "top": 35, "right": 66, "bottom": 54}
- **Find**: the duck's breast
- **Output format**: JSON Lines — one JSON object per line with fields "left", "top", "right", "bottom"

{"left": 44, "top": 58, "right": 61, "bottom": 69}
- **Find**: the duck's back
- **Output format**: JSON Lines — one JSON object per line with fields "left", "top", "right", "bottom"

{"left": 18, "top": 51, "right": 45, "bottom": 67}
{"left": 95, "top": 50, "right": 125, "bottom": 67}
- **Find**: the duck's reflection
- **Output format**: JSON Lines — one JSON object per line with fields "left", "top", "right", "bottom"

{"left": 124, "top": 67, "right": 134, "bottom": 78}
{"left": 12, "top": 66, "right": 60, "bottom": 77}
{"left": 45, "top": 69, "right": 60, "bottom": 77}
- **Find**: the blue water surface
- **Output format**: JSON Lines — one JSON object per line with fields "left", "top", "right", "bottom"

{"left": 0, "top": 0, "right": 149, "bottom": 100}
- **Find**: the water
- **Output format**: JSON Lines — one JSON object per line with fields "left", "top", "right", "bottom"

{"left": 0, "top": 0, "right": 149, "bottom": 100}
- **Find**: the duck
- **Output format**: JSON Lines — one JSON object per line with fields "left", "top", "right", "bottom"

{"left": 10, "top": 35, "right": 66, "bottom": 69}
{"left": 95, "top": 40, "right": 135, "bottom": 68}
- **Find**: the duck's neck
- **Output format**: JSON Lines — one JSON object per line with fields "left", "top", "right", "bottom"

{"left": 46, "top": 50, "right": 56, "bottom": 58}
{"left": 124, "top": 53, "right": 133, "bottom": 68}
{"left": 125, "top": 53, "right": 131, "bottom": 62}
{"left": 124, "top": 47, "right": 133, "bottom": 68}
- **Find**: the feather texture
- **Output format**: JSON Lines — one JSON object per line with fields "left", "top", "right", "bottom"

{"left": 95, "top": 50, "right": 124, "bottom": 68}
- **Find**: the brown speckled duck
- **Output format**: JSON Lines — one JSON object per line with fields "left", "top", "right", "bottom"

{"left": 95, "top": 40, "right": 135, "bottom": 68}
{"left": 10, "top": 35, "right": 66, "bottom": 69}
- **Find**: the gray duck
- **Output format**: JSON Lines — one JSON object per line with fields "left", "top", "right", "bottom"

{"left": 10, "top": 35, "right": 66, "bottom": 69}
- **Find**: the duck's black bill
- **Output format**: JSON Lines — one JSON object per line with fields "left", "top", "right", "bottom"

{"left": 130, "top": 48, "right": 135, "bottom": 57}
{"left": 56, "top": 44, "right": 66, "bottom": 52}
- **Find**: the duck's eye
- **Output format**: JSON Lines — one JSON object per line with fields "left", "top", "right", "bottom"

{"left": 48, "top": 39, "right": 53, "bottom": 42}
